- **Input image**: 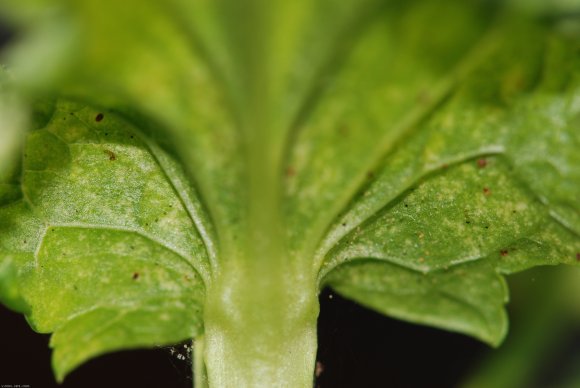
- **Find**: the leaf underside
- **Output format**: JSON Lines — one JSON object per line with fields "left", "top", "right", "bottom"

{"left": 0, "top": 0, "right": 579, "bottom": 380}
{"left": 1, "top": 102, "right": 208, "bottom": 380}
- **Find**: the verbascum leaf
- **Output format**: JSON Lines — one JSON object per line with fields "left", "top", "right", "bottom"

{"left": 0, "top": 67, "right": 26, "bottom": 201}
{"left": 0, "top": 100, "right": 211, "bottom": 380}
{"left": 319, "top": 16, "right": 580, "bottom": 345}
{"left": 326, "top": 259, "right": 509, "bottom": 345}
{"left": 0, "top": 0, "right": 579, "bottom": 384}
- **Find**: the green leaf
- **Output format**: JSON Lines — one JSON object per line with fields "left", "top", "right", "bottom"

{"left": 0, "top": 100, "right": 210, "bottom": 380}
{"left": 0, "top": 68, "right": 27, "bottom": 196}
{"left": 318, "top": 16, "right": 580, "bottom": 345}
{"left": 0, "top": 0, "right": 579, "bottom": 385}
{"left": 327, "top": 259, "right": 508, "bottom": 345}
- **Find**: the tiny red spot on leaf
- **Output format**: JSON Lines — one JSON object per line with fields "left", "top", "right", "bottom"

{"left": 483, "top": 187, "right": 491, "bottom": 196}
{"left": 576, "top": 253, "right": 580, "bottom": 261}
{"left": 104, "top": 150, "right": 116, "bottom": 161}
{"left": 477, "top": 158, "right": 487, "bottom": 168}
{"left": 95, "top": 113, "right": 104, "bottom": 122}
{"left": 500, "top": 249, "right": 509, "bottom": 257}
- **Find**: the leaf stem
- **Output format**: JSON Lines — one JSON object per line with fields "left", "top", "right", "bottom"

{"left": 194, "top": 336, "right": 209, "bottom": 388}
{"left": 202, "top": 259, "right": 319, "bottom": 387}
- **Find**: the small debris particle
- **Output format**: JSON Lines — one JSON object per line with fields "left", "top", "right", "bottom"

{"left": 342, "top": 223, "right": 347, "bottom": 227}
{"left": 404, "top": 203, "right": 408, "bottom": 208}
{"left": 95, "top": 113, "right": 104, "bottom": 122}
{"left": 483, "top": 187, "right": 491, "bottom": 196}
{"left": 315, "top": 361, "right": 324, "bottom": 378}
{"left": 576, "top": 253, "right": 580, "bottom": 261}
{"left": 477, "top": 158, "right": 487, "bottom": 168}
{"left": 285, "top": 166, "right": 296, "bottom": 177}
{"left": 104, "top": 149, "right": 116, "bottom": 161}
{"left": 500, "top": 249, "right": 509, "bottom": 257}
{"left": 484, "top": 225, "right": 489, "bottom": 229}
{"left": 132, "top": 272, "right": 140, "bottom": 280}
{"left": 465, "top": 220, "right": 471, "bottom": 224}
{"left": 441, "top": 163, "right": 449, "bottom": 169}
{"left": 328, "top": 294, "right": 334, "bottom": 300}
{"left": 418, "top": 232, "right": 424, "bottom": 239}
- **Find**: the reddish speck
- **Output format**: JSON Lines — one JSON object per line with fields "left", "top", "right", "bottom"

{"left": 442, "top": 163, "right": 449, "bottom": 169}
{"left": 95, "top": 113, "right": 104, "bottom": 122}
{"left": 483, "top": 187, "right": 491, "bottom": 196}
{"left": 500, "top": 250, "right": 508, "bottom": 257}
{"left": 315, "top": 361, "right": 324, "bottom": 378}
{"left": 104, "top": 149, "right": 116, "bottom": 161}
{"left": 286, "top": 166, "right": 296, "bottom": 177}
{"left": 132, "top": 272, "right": 139, "bottom": 280}
{"left": 477, "top": 158, "right": 487, "bottom": 168}
{"left": 576, "top": 253, "right": 580, "bottom": 261}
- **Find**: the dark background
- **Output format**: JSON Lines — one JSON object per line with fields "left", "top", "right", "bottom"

{"left": 0, "top": 289, "right": 490, "bottom": 388}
